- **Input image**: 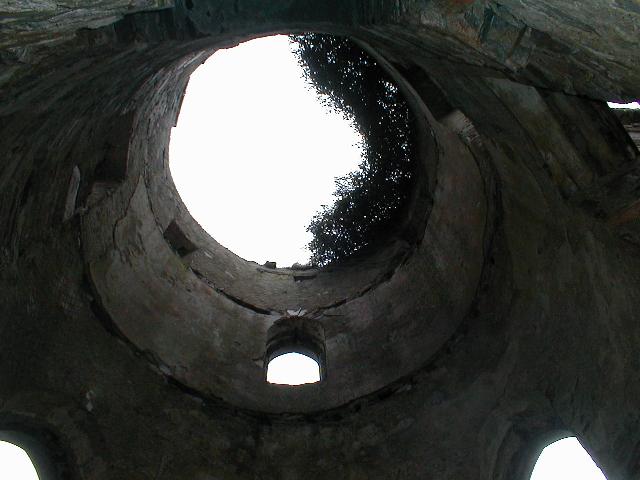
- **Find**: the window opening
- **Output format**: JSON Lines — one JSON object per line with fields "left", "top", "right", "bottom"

{"left": 0, "top": 440, "right": 39, "bottom": 480}
{"left": 608, "top": 101, "right": 640, "bottom": 109}
{"left": 530, "top": 437, "right": 606, "bottom": 480}
{"left": 266, "top": 352, "right": 321, "bottom": 385}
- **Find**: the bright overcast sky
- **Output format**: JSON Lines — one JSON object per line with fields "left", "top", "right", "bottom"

{"left": 0, "top": 441, "right": 38, "bottom": 479}
{"left": 170, "top": 35, "right": 363, "bottom": 267}
{"left": 608, "top": 101, "right": 640, "bottom": 109}
{"left": 530, "top": 437, "right": 606, "bottom": 480}
{"left": 267, "top": 352, "right": 321, "bottom": 385}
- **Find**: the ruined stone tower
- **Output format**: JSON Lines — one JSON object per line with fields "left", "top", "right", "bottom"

{"left": 1, "top": 1, "right": 640, "bottom": 478}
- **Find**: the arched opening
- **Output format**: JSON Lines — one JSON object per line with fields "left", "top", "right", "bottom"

{"left": 530, "top": 437, "right": 606, "bottom": 480}
{"left": 264, "top": 316, "right": 326, "bottom": 386}
{"left": 0, "top": 440, "right": 39, "bottom": 480}
{"left": 266, "top": 352, "right": 321, "bottom": 385}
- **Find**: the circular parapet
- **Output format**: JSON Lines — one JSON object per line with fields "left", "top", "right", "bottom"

{"left": 80, "top": 32, "right": 487, "bottom": 413}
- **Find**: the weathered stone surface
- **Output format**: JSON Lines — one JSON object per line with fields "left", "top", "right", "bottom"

{"left": 614, "top": 109, "right": 640, "bottom": 149}
{"left": 1, "top": 1, "right": 640, "bottom": 479}
{"left": 2, "top": 0, "right": 640, "bottom": 102}
{"left": 0, "top": 0, "right": 173, "bottom": 48}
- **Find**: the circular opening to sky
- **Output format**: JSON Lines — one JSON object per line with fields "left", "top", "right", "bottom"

{"left": 170, "top": 35, "right": 364, "bottom": 267}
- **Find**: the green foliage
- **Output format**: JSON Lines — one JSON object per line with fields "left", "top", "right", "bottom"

{"left": 289, "top": 33, "right": 416, "bottom": 266}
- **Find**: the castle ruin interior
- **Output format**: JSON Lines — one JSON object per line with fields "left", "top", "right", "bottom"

{"left": 1, "top": 1, "right": 640, "bottom": 478}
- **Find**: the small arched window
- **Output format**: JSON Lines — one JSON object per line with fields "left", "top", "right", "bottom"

{"left": 264, "top": 316, "right": 326, "bottom": 385}
{"left": 0, "top": 440, "right": 39, "bottom": 480}
{"left": 266, "top": 352, "right": 321, "bottom": 385}
{"left": 530, "top": 437, "right": 606, "bottom": 480}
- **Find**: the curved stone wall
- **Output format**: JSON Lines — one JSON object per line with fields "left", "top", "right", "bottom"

{"left": 78, "top": 33, "right": 486, "bottom": 411}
